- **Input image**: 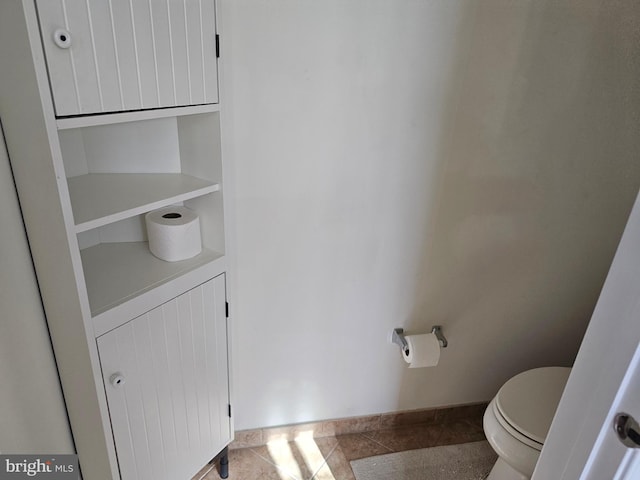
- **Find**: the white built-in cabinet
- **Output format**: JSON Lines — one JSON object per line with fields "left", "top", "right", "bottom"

{"left": 0, "top": 1, "right": 232, "bottom": 479}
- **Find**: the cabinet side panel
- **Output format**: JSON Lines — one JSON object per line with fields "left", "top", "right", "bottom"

{"left": 58, "top": 128, "right": 89, "bottom": 177}
{"left": 0, "top": 108, "right": 75, "bottom": 455}
{"left": 179, "top": 112, "right": 225, "bottom": 254}
{"left": 185, "top": 194, "right": 226, "bottom": 255}
{"left": 0, "top": 1, "right": 118, "bottom": 478}
{"left": 178, "top": 112, "right": 222, "bottom": 181}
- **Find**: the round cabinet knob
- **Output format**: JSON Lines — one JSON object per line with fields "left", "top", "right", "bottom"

{"left": 109, "top": 373, "right": 125, "bottom": 388}
{"left": 53, "top": 29, "right": 72, "bottom": 49}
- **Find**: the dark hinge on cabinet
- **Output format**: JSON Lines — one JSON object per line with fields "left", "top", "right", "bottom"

{"left": 228, "top": 404, "right": 232, "bottom": 417}
{"left": 225, "top": 302, "right": 229, "bottom": 318}
{"left": 216, "top": 34, "right": 220, "bottom": 58}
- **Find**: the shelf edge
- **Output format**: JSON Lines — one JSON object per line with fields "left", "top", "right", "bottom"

{"left": 57, "top": 103, "right": 221, "bottom": 130}
{"left": 74, "top": 183, "right": 220, "bottom": 233}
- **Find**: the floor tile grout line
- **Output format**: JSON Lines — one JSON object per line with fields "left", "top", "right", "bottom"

{"left": 246, "top": 445, "right": 286, "bottom": 468}
{"left": 245, "top": 447, "right": 300, "bottom": 480}
{"left": 362, "top": 422, "right": 459, "bottom": 453}
{"left": 249, "top": 439, "right": 338, "bottom": 480}
{"left": 306, "top": 441, "right": 340, "bottom": 480}
{"left": 357, "top": 431, "right": 395, "bottom": 453}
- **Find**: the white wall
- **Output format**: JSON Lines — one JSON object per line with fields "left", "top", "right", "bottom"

{"left": 220, "top": 0, "right": 640, "bottom": 430}
{"left": 0, "top": 128, "right": 74, "bottom": 453}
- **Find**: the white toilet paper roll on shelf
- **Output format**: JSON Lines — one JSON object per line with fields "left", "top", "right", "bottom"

{"left": 145, "top": 206, "right": 202, "bottom": 262}
{"left": 402, "top": 333, "right": 441, "bottom": 368}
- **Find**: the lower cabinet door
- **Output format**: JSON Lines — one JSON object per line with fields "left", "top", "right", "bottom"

{"left": 98, "top": 274, "right": 231, "bottom": 480}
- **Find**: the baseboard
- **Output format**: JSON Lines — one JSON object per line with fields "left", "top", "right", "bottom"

{"left": 230, "top": 402, "right": 488, "bottom": 449}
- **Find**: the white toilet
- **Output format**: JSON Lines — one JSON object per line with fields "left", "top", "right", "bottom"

{"left": 483, "top": 367, "right": 571, "bottom": 480}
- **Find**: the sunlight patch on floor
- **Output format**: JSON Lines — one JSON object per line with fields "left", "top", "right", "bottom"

{"left": 266, "top": 430, "right": 336, "bottom": 480}
{"left": 295, "top": 431, "right": 336, "bottom": 480}
{"left": 267, "top": 435, "right": 304, "bottom": 480}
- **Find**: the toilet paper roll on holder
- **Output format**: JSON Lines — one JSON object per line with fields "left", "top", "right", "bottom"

{"left": 392, "top": 326, "right": 448, "bottom": 355}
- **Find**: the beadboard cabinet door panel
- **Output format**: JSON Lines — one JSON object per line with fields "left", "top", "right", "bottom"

{"left": 36, "top": 0, "right": 219, "bottom": 116}
{"left": 97, "top": 275, "right": 230, "bottom": 480}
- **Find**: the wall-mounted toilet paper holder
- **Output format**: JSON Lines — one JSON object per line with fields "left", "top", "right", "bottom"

{"left": 392, "top": 326, "right": 448, "bottom": 355}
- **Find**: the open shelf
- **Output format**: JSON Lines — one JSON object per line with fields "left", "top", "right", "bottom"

{"left": 68, "top": 173, "right": 219, "bottom": 232}
{"left": 81, "top": 241, "right": 224, "bottom": 318}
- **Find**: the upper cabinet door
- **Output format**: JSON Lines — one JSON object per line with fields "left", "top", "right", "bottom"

{"left": 36, "top": 0, "right": 219, "bottom": 117}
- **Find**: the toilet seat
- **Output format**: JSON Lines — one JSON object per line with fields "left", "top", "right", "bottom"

{"left": 492, "top": 400, "right": 543, "bottom": 451}
{"left": 483, "top": 367, "right": 572, "bottom": 479}
{"left": 484, "top": 398, "right": 540, "bottom": 478}
{"left": 494, "top": 367, "right": 571, "bottom": 446}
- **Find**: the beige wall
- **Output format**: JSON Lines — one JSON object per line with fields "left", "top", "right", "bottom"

{"left": 0, "top": 128, "right": 74, "bottom": 453}
{"left": 221, "top": 0, "right": 640, "bottom": 430}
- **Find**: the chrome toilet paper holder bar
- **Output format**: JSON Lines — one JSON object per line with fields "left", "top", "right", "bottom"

{"left": 431, "top": 326, "right": 448, "bottom": 348}
{"left": 392, "top": 326, "right": 448, "bottom": 355}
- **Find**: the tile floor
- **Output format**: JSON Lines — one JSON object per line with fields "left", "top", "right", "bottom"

{"left": 199, "top": 411, "right": 487, "bottom": 480}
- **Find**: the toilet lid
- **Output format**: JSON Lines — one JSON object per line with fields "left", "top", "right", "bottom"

{"left": 495, "top": 367, "right": 571, "bottom": 445}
